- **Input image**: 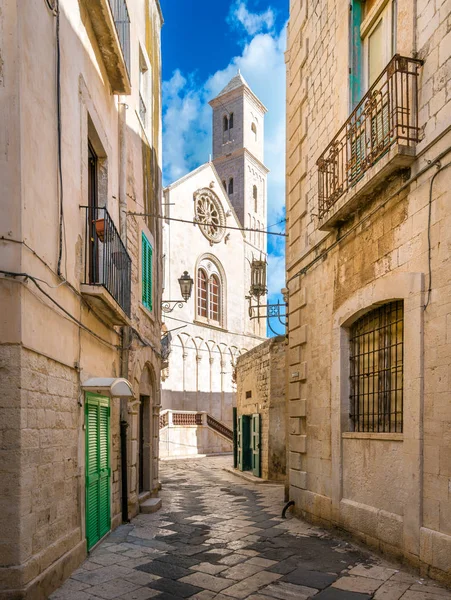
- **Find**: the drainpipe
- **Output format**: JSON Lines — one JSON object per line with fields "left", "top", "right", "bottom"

{"left": 118, "top": 99, "right": 130, "bottom": 522}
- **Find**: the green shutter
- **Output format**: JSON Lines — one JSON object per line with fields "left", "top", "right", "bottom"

{"left": 350, "top": 0, "right": 364, "bottom": 109}
{"left": 251, "top": 414, "right": 261, "bottom": 478}
{"left": 85, "top": 393, "right": 110, "bottom": 550}
{"left": 142, "top": 232, "right": 153, "bottom": 311}
{"left": 238, "top": 415, "right": 252, "bottom": 472}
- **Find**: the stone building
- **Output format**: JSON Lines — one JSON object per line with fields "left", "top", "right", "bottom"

{"left": 0, "top": 0, "right": 163, "bottom": 597}
{"left": 160, "top": 73, "right": 268, "bottom": 457}
{"left": 235, "top": 336, "right": 286, "bottom": 481}
{"left": 285, "top": 0, "right": 451, "bottom": 584}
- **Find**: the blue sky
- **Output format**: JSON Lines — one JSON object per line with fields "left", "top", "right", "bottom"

{"left": 160, "top": 0, "right": 288, "bottom": 335}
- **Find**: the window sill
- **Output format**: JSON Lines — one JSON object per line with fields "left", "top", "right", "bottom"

{"left": 318, "top": 144, "right": 415, "bottom": 231}
{"left": 139, "top": 302, "right": 155, "bottom": 322}
{"left": 193, "top": 319, "right": 228, "bottom": 333}
{"left": 342, "top": 432, "right": 403, "bottom": 442}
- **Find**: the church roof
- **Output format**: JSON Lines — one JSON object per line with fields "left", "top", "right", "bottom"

{"left": 216, "top": 71, "right": 250, "bottom": 98}
{"left": 209, "top": 70, "right": 267, "bottom": 113}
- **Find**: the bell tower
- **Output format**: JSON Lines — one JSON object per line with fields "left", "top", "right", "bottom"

{"left": 209, "top": 72, "right": 268, "bottom": 337}
{"left": 209, "top": 71, "right": 268, "bottom": 256}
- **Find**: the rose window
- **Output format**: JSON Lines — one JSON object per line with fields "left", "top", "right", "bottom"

{"left": 194, "top": 190, "right": 226, "bottom": 244}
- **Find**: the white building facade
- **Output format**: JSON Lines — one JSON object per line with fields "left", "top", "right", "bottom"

{"left": 160, "top": 73, "right": 268, "bottom": 457}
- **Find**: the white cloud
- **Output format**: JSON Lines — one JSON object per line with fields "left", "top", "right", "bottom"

{"left": 162, "top": 3, "right": 287, "bottom": 307}
{"left": 228, "top": 1, "right": 275, "bottom": 36}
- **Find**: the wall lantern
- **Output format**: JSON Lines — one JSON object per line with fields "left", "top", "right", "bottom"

{"left": 250, "top": 258, "right": 267, "bottom": 298}
{"left": 162, "top": 271, "right": 194, "bottom": 313}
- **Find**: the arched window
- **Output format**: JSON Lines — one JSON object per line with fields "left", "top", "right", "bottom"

{"left": 229, "top": 112, "right": 234, "bottom": 129}
{"left": 253, "top": 216, "right": 256, "bottom": 245}
{"left": 228, "top": 178, "right": 234, "bottom": 195}
{"left": 253, "top": 185, "right": 258, "bottom": 212}
{"left": 223, "top": 116, "right": 229, "bottom": 132}
{"left": 209, "top": 275, "right": 220, "bottom": 322}
{"left": 251, "top": 122, "right": 257, "bottom": 140}
{"left": 196, "top": 260, "right": 224, "bottom": 326}
{"left": 197, "top": 269, "right": 207, "bottom": 318}
{"left": 257, "top": 221, "right": 261, "bottom": 247}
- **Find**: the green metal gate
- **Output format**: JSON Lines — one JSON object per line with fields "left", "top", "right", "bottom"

{"left": 251, "top": 414, "right": 261, "bottom": 477}
{"left": 85, "top": 393, "right": 111, "bottom": 550}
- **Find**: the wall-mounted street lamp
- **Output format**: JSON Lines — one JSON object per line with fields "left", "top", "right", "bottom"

{"left": 246, "top": 258, "right": 288, "bottom": 335}
{"left": 162, "top": 271, "right": 194, "bottom": 313}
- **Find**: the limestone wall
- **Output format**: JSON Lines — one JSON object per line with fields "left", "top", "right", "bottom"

{"left": 236, "top": 336, "right": 286, "bottom": 481}
{"left": 286, "top": 0, "right": 451, "bottom": 584}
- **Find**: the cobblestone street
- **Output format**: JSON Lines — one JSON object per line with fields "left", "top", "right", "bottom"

{"left": 51, "top": 457, "right": 451, "bottom": 600}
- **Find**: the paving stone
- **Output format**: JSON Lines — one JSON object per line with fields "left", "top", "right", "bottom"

{"left": 136, "top": 560, "right": 191, "bottom": 579}
{"left": 235, "top": 549, "right": 260, "bottom": 557}
{"left": 116, "top": 589, "right": 160, "bottom": 599}
{"left": 408, "top": 583, "right": 451, "bottom": 597}
{"left": 349, "top": 564, "right": 398, "bottom": 581}
{"left": 179, "top": 572, "right": 235, "bottom": 592}
{"left": 87, "top": 578, "right": 141, "bottom": 599}
{"left": 154, "top": 553, "right": 200, "bottom": 569}
{"left": 314, "top": 588, "right": 372, "bottom": 599}
{"left": 373, "top": 580, "right": 411, "bottom": 599}
{"left": 259, "top": 580, "right": 319, "bottom": 599}
{"left": 221, "top": 561, "right": 266, "bottom": 580}
{"left": 123, "top": 571, "right": 161, "bottom": 586}
{"left": 247, "top": 557, "right": 278, "bottom": 567}
{"left": 282, "top": 567, "right": 337, "bottom": 589}
{"left": 218, "top": 554, "right": 247, "bottom": 567}
{"left": 71, "top": 565, "right": 133, "bottom": 586}
{"left": 189, "top": 591, "right": 218, "bottom": 600}
{"left": 332, "top": 575, "right": 384, "bottom": 594}
{"left": 401, "top": 592, "right": 451, "bottom": 600}
{"left": 147, "top": 576, "right": 202, "bottom": 597}
{"left": 220, "top": 571, "right": 282, "bottom": 598}
{"left": 190, "top": 562, "right": 229, "bottom": 575}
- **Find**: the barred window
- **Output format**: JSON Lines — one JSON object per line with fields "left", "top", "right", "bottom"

{"left": 349, "top": 301, "right": 403, "bottom": 433}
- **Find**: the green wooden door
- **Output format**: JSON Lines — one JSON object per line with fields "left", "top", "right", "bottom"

{"left": 251, "top": 414, "right": 261, "bottom": 478}
{"left": 238, "top": 415, "right": 251, "bottom": 472}
{"left": 85, "top": 393, "right": 111, "bottom": 550}
{"left": 232, "top": 408, "right": 238, "bottom": 469}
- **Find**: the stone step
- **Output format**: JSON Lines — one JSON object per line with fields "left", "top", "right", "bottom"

{"left": 139, "top": 498, "right": 162, "bottom": 514}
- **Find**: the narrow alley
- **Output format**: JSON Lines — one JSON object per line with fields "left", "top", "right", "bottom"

{"left": 51, "top": 457, "right": 451, "bottom": 600}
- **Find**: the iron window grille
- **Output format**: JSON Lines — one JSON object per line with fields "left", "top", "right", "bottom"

{"left": 109, "top": 0, "right": 131, "bottom": 76}
{"left": 317, "top": 55, "right": 422, "bottom": 219}
{"left": 349, "top": 301, "right": 403, "bottom": 433}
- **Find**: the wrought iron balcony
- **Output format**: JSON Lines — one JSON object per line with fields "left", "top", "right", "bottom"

{"left": 317, "top": 56, "right": 422, "bottom": 226}
{"left": 81, "top": 206, "right": 131, "bottom": 324}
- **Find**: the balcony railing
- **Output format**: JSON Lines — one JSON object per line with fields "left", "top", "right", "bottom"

{"left": 82, "top": 206, "right": 131, "bottom": 317}
{"left": 317, "top": 55, "right": 423, "bottom": 220}
{"left": 109, "top": 0, "right": 131, "bottom": 76}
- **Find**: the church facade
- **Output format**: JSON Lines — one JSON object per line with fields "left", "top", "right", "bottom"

{"left": 160, "top": 73, "right": 268, "bottom": 457}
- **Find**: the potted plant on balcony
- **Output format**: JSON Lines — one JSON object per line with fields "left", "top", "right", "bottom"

{"left": 94, "top": 218, "right": 105, "bottom": 242}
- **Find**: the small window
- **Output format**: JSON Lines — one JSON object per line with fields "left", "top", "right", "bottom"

{"left": 228, "top": 178, "right": 234, "bottom": 195}
{"left": 253, "top": 185, "right": 258, "bottom": 212}
{"left": 223, "top": 116, "right": 229, "bottom": 132}
{"left": 139, "top": 47, "right": 150, "bottom": 129}
{"left": 142, "top": 232, "right": 153, "bottom": 311}
{"left": 245, "top": 391, "right": 252, "bottom": 399}
{"left": 251, "top": 122, "right": 257, "bottom": 140}
{"left": 197, "top": 266, "right": 222, "bottom": 324}
{"left": 229, "top": 112, "right": 234, "bottom": 129}
{"left": 349, "top": 301, "right": 403, "bottom": 433}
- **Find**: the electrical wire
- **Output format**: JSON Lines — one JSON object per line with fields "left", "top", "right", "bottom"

{"left": 55, "top": 0, "right": 66, "bottom": 279}
{"left": 128, "top": 212, "right": 287, "bottom": 237}
{"left": 0, "top": 270, "right": 121, "bottom": 349}
{"left": 162, "top": 313, "right": 266, "bottom": 342}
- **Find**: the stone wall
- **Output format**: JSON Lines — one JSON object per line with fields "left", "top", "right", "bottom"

{"left": 236, "top": 336, "right": 286, "bottom": 481}
{"left": 286, "top": 0, "right": 451, "bottom": 585}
